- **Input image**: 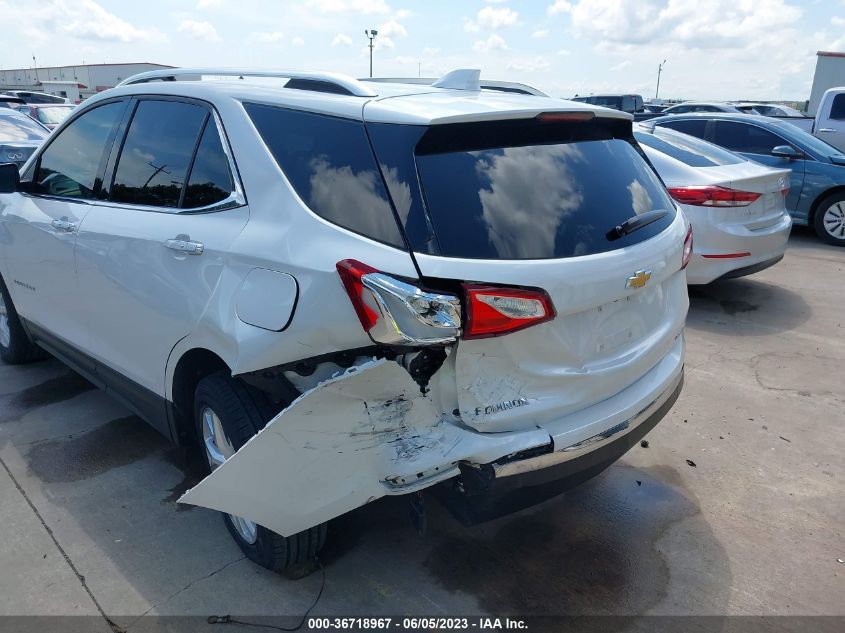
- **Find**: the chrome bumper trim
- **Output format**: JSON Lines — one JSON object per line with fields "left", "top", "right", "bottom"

{"left": 492, "top": 369, "right": 684, "bottom": 478}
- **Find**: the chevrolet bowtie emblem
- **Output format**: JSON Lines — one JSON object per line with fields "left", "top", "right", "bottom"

{"left": 626, "top": 269, "right": 652, "bottom": 289}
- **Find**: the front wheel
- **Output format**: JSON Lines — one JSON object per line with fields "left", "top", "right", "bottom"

{"left": 194, "top": 371, "right": 327, "bottom": 575}
{"left": 813, "top": 192, "right": 845, "bottom": 246}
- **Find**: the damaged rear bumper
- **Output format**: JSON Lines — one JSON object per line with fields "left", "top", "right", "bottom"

{"left": 179, "top": 337, "right": 684, "bottom": 536}
{"left": 432, "top": 371, "right": 684, "bottom": 525}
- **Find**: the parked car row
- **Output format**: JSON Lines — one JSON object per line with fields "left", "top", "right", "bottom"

{"left": 0, "top": 68, "right": 837, "bottom": 577}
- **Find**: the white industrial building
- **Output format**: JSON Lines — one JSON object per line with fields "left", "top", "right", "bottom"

{"left": 0, "top": 62, "right": 172, "bottom": 102}
{"left": 808, "top": 51, "right": 845, "bottom": 116}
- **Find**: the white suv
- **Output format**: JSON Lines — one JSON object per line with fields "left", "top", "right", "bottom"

{"left": 0, "top": 68, "right": 690, "bottom": 574}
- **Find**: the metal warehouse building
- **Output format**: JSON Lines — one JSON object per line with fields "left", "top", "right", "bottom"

{"left": 0, "top": 62, "right": 172, "bottom": 102}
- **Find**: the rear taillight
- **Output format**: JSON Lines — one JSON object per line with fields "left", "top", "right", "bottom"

{"left": 463, "top": 285, "right": 556, "bottom": 339}
{"left": 681, "top": 226, "right": 693, "bottom": 270}
{"left": 668, "top": 185, "right": 761, "bottom": 207}
{"left": 336, "top": 259, "right": 461, "bottom": 346}
{"left": 336, "top": 261, "right": 557, "bottom": 344}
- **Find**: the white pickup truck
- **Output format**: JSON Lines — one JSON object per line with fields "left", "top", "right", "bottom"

{"left": 772, "top": 88, "right": 845, "bottom": 152}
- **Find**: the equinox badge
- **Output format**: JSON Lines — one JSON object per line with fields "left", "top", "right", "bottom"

{"left": 626, "top": 269, "right": 652, "bottom": 289}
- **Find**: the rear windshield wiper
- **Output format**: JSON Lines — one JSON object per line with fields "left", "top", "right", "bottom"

{"left": 606, "top": 209, "right": 668, "bottom": 241}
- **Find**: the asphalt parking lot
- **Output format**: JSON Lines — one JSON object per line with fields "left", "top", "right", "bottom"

{"left": 0, "top": 227, "right": 843, "bottom": 629}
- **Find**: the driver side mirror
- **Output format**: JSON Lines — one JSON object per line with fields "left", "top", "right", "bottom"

{"left": 0, "top": 163, "right": 20, "bottom": 193}
{"left": 771, "top": 145, "right": 803, "bottom": 160}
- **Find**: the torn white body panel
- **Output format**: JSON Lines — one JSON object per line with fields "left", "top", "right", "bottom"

{"left": 179, "top": 359, "right": 548, "bottom": 536}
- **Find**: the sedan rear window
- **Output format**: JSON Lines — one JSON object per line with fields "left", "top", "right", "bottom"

{"left": 0, "top": 113, "right": 48, "bottom": 142}
{"left": 415, "top": 118, "right": 676, "bottom": 259}
{"left": 635, "top": 127, "right": 743, "bottom": 167}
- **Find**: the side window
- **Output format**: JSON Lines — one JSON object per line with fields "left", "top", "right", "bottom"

{"left": 659, "top": 118, "right": 708, "bottom": 139}
{"left": 669, "top": 105, "right": 690, "bottom": 113}
{"left": 244, "top": 102, "right": 405, "bottom": 249}
{"left": 829, "top": 94, "right": 845, "bottom": 121}
{"left": 182, "top": 120, "right": 235, "bottom": 209}
{"left": 110, "top": 100, "right": 207, "bottom": 208}
{"left": 709, "top": 122, "right": 784, "bottom": 154}
{"left": 34, "top": 101, "right": 124, "bottom": 199}
{"left": 621, "top": 96, "right": 634, "bottom": 112}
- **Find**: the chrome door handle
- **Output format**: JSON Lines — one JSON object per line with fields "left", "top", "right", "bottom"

{"left": 51, "top": 219, "right": 76, "bottom": 232}
{"left": 818, "top": 128, "right": 836, "bottom": 133}
{"left": 164, "top": 238, "right": 204, "bottom": 255}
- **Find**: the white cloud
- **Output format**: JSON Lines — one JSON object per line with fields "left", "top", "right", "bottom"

{"left": 196, "top": 0, "right": 222, "bottom": 8}
{"left": 507, "top": 56, "right": 551, "bottom": 72}
{"left": 307, "top": 0, "right": 390, "bottom": 14}
{"left": 378, "top": 18, "right": 407, "bottom": 38}
{"left": 833, "top": 16, "right": 845, "bottom": 27}
{"left": 254, "top": 31, "right": 284, "bottom": 44}
{"left": 332, "top": 33, "right": 353, "bottom": 46}
{"left": 547, "top": 1, "right": 572, "bottom": 15}
{"left": 557, "top": 48, "right": 571, "bottom": 55}
{"left": 422, "top": 46, "right": 440, "bottom": 56}
{"left": 479, "top": 6, "right": 519, "bottom": 29}
{"left": 63, "top": 0, "right": 161, "bottom": 42}
{"left": 177, "top": 19, "right": 220, "bottom": 42}
{"left": 565, "top": 0, "right": 801, "bottom": 49}
{"left": 465, "top": 6, "right": 519, "bottom": 31}
{"left": 610, "top": 60, "right": 632, "bottom": 71}
{"left": 473, "top": 33, "right": 508, "bottom": 52}
{"left": 531, "top": 29, "right": 550, "bottom": 39}
{"left": 292, "top": 36, "right": 305, "bottom": 46}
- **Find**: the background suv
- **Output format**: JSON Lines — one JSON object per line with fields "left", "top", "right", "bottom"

{"left": 0, "top": 68, "right": 689, "bottom": 574}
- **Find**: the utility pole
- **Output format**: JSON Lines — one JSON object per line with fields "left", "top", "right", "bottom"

{"left": 364, "top": 29, "right": 378, "bottom": 77}
{"left": 655, "top": 58, "right": 667, "bottom": 99}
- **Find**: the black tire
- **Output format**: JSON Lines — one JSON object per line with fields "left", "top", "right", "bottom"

{"left": 813, "top": 191, "right": 845, "bottom": 246}
{"left": 194, "top": 371, "right": 327, "bottom": 574}
{"left": 0, "top": 274, "right": 47, "bottom": 365}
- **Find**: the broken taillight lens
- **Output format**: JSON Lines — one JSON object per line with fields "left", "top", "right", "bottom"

{"left": 336, "top": 259, "right": 462, "bottom": 345}
{"left": 463, "top": 285, "right": 556, "bottom": 339}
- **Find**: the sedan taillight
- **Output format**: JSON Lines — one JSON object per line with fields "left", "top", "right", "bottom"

{"left": 668, "top": 185, "right": 761, "bottom": 207}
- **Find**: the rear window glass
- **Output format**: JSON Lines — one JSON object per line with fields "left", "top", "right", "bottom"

{"left": 245, "top": 103, "right": 405, "bottom": 249}
{"left": 635, "top": 126, "right": 743, "bottom": 167}
{"left": 657, "top": 118, "right": 708, "bottom": 138}
{"left": 415, "top": 119, "right": 676, "bottom": 260}
{"left": 0, "top": 113, "right": 48, "bottom": 141}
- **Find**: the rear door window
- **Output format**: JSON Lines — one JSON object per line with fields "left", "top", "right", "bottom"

{"left": 709, "top": 121, "right": 785, "bottom": 154}
{"left": 110, "top": 100, "right": 208, "bottom": 208}
{"left": 245, "top": 103, "right": 405, "bottom": 249}
{"left": 414, "top": 118, "right": 676, "bottom": 260}
{"left": 182, "top": 120, "right": 235, "bottom": 209}
{"left": 829, "top": 94, "right": 845, "bottom": 120}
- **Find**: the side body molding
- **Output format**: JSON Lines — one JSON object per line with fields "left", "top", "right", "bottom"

{"left": 179, "top": 358, "right": 548, "bottom": 536}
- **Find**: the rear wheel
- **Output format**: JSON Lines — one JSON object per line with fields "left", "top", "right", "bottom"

{"left": 0, "top": 275, "right": 46, "bottom": 365}
{"left": 813, "top": 192, "right": 845, "bottom": 246}
{"left": 194, "top": 371, "right": 327, "bottom": 575}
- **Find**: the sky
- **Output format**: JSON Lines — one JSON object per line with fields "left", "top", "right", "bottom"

{"left": 1, "top": 0, "right": 843, "bottom": 101}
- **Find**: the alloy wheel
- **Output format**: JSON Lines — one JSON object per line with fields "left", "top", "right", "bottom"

{"left": 822, "top": 202, "right": 845, "bottom": 239}
{"left": 200, "top": 406, "right": 258, "bottom": 544}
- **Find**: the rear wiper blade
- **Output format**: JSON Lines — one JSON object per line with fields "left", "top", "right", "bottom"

{"left": 606, "top": 209, "right": 668, "bottom": 241}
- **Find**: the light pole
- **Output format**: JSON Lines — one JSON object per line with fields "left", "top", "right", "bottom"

{"left": 655, "top": 58, "right": 667, "bottom": 99}
{"left": 365, "top": 29, "right": 378, "bottom": 78}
